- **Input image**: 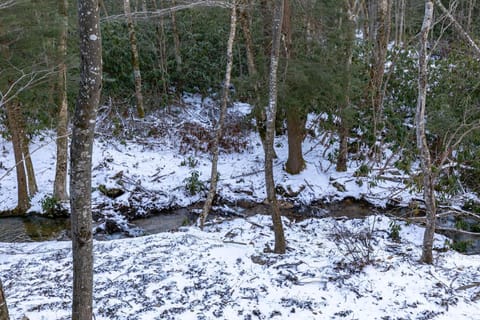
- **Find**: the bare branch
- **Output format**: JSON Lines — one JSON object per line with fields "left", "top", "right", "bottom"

{"left": 434, "top": 0, "right": 480, "bottom": 58}
{"left": 0, "top": 0, "right": 15, "bottom": 10}
{"left": 101, "top": 0, "right": 234, "bottom": 22}
{"left": 0, "top": 67, "right": 55, "bottom": 107}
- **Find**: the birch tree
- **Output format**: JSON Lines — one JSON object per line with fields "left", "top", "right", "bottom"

{"left": 200, "top": 2, "right": 237, "bottom": 228}
{"left": 416, "top": 0, "right": 436, "bottom": 264}
{"left": 70, "top": 0, "right": 102, "bottom": 318}
{"left": 265, "top": 0, "right": 286, "bottom": 254}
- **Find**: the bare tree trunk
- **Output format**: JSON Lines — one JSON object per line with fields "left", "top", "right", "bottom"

{"left": 171, "top": 0, "right": 182, "bottom": 76}
{"left": 152, "top": 0, "right": 169, "bottom": 101}
{"left": 265, "top": 0, "right": 286, "bottom": 254}
{"left": 467, "top": 0, "right": 476, "bottom": 33}
{"left": 283, "top": 0, "right": 306, "bottom": 175}
{"left": 20, "top": 107, "right": 37, "bottom": 197}
{"left": 336, "top": 2, "right": 355, "bottom": 172}
{"left": 124, "top": 0, "right": 145, "bottom": 118}
{"left": 417, "top": 0, "right": 436, "bottom": 264}
{"left": 434, "top": 0, "right": 480, "bottom": 58}
{"left": 369, "top": 0, "right": 391, "bottom": 160}
{"left": 0, "top": 278, "right": 9, "bottom": 320}
{"left": 54, "top": 0, "right": 69, "bottom": 202}
{"left": 285, "top": 108, "right": 306, "bottom": 174}
{"left": 200, "top": 3, "right": 237, "bottom": 228}
{"left": 99, "top": 0, "right": 108, "bottom": 16}
{"left": 70, "top": 0, "right": 102, "bottom": 318}
{"left": 239, "top": 0, "right": 256, "bottom": 77}
{"left": 5, "top": 101, "right": 30, "bottom": 213}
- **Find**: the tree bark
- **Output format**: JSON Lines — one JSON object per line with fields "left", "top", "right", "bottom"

{"left": 171, "top": 0, "right": 182, "bottom": 76}
{"left": 369, "top": 0, "right": 391, "bottom": 159}
{"left": 265, "top": 0, "right": 286, "bottom": 254}
{"left": 124, "top": 0, "right": 145, "bottom": 118}
{"left": 239, "top": 0, "right": 256, "bottom": 77}
{"left": 285, "top": 107, "right": 306, "bottom": 174}
{"left": 336, "top": 1, "right": 356, "bottom": 172}
{"left": 0, "top": 276, "right": 9, "bottom": 320}
{"left": 200, "top": 3, "right": 237, "bottom": 228}
{"left": 20, "top": 104, "right": 37, "bottom": 197}
{"left": 71, "top": 0, "right": 102, "bottom": 318}
{"left": 283, "top": 0, "right": 305, "bottom": 175}
{"left": 54, "top": 0, "right": 69, "bottom": 202}
{"left": 5, "top": 101, "right": 30, "bottom": 213}
{"left": 416, "top": 0, "right": 436, "bottom": 264}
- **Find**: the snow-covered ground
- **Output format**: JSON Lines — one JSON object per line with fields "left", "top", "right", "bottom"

{"left": 1, "top": 95, "right": 480, "bottom": 319}
{"left": 1, "top": 215, "right": 480, "bottom": 319}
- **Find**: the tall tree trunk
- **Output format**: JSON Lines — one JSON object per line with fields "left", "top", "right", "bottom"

{"left": 200, "top": 3, "right": 237, "bottom": 228}
{"left": 71, "top": 0, "right": 102, "bottom": 318}
{"left": 99, "top": 0, "right": 108, "bottom": 16}
{"left": 239, "top": 0, "right": 271, "bottom": 157}
{"left": 171, "top": 0, "right": 182, "bottom": 76}
{"left": 265, "top": 0, "right": 286, "bottom": 254}
{"left": 369, "top": 0, "right": 391, "bottom": 159}
{"left": 239, "top": 0, "right": 256, "bottom": 77}
{"left": 20, "top": 105, "right": 37, "bottom": 196}
{"left": 417, "top": 0, "right": 436, "bottom": 264}
{"left": 337, "top": 2, "right": 356, "bottom": 172}
{"left": 5, "top": 101, "right": 30, "bottom": 213}
{"left": 285, "top": 108, "right": 306, "bottom": 174}
{"left": 54, "top": 0, "right": 69, "bottom": 202}
{"left": 152, "top": 0, "right": 169, "bottom": 100}
{"left": 283, "top": 0, "right": 306, "bottom": 175}
{"left": 0, "top": 278, "right": 9, "bottom": 320}
{"left": 124, "top": 0, "right": 145, "bottom": 118}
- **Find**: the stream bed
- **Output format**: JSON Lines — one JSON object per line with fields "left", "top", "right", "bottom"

{"left": 1, "top": 199, "right": 480, "bottom": 254}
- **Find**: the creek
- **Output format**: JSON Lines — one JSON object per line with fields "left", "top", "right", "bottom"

{"left": 1, "top": 199, "right": 480, "bottom": 255}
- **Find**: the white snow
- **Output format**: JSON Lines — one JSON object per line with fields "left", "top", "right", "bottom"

{"left": 0, "top": 95, "right": 479, "bottom": 319}
{"left": 1, "top": 215, "right": 479, "bottom": 319}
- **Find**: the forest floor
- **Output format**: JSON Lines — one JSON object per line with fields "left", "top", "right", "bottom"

{"left": 0, "top": 94, "right": 480, "bottom": 319}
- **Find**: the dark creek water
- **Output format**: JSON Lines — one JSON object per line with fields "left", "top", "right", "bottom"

{"left": 0, "top": 215, "right": 70, "bottom": 242}
{"left": 1, "top": 200, "right": 480, "bottom": 254}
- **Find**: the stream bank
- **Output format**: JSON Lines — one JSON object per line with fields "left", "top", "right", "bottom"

{"left": 1, "top": 197, "right": 480, "bottom": 254}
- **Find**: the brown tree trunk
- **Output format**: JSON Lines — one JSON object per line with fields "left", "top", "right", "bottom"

{"left": 5, "top": 101, "right": 30, "bottom": 213}
{"left": 283, "top": 0, "right": 306, "bottom": 175}
{"left": 285, "top": 108, "right": 306, "bottom": 174}
{"left": 11, "top": 102, "right": 38, "bottom": 198}
{"left": 151, "top": 0, "right": 169, "bottom": 100}
{"left": 124, "top": 0, "right": 145, "bottom": 118}
{"left": 71, "top": 0, "right": 102, "bottom": 318}
{"left": 336, "top": 2, "right": 356, "bottom": 172}
{"left": 0, "top": 275, "right": 9, "bottom": 320}
{"left": 265, "top": 0, "right": 286, "bottom": 254}
{"left": 99, "top": 0, "right": 108, "bottom": 16}
{"left": 239, "top": 0, "right": 271, "bottom": 157}
{"left": 54, "top": 0, "right": 69, "bottom": 202}
{"left": 239, "top": 0, "right": 256, "bottom": 77}
{"left": 171, "top": 0, "right": 182, "bottom": 76}
{"left": 416, "top": 0, "right": 436, "bottom": 264}
{"left": 369, "top": 0, "right": 391, "bottom": 159}
{"left": 200, "top": 3, "right": 237, "bottom": 228}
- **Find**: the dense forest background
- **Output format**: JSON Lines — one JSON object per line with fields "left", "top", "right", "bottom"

{"left": 2, "top": 0, "right": 480, "bottom": 192}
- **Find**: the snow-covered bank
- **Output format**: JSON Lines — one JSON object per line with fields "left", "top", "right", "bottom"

{"left": 0, "top": 95, "right": 444, "bottom": 221}
{"left": 1, "top": 214, "right": 480, "bottom": 320}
